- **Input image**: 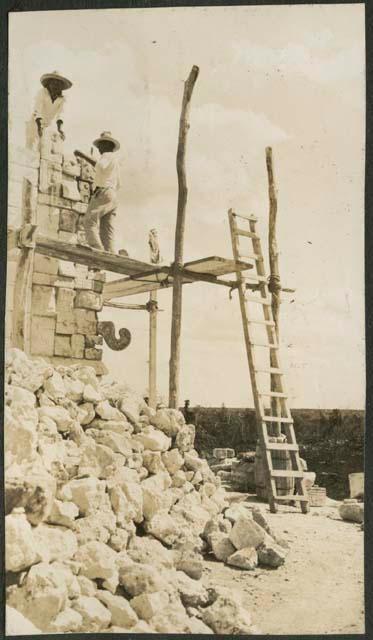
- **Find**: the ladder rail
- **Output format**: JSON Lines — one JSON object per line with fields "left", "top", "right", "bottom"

{"left": 228, "top": 208, "right": 309, "bottom": 514}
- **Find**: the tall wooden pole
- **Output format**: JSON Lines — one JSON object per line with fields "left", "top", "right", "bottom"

{"left": 169, "top": 65, "right": 200, "bottom": 409}
{"left": 266, "top": 147, "right": 282, "bottom": 436}
{"left": 148, "top": 229, "right": 160, "bottom": 409}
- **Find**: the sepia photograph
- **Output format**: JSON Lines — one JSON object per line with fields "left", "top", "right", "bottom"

{"left": 5, "top": 2, "right": 366, "bottom": 636}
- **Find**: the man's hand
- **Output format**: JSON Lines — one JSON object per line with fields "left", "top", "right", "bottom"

{"left": 57, "top": 120, "right": 65, "bottom": 141}
{"left": 36, "top": 117, "right": 43, "bottom": 138}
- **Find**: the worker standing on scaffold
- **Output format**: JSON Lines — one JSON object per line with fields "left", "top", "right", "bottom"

{"left": 26, "top": 71, "right": 72, "bottom": 150}
{"left": 76, "top": 131, "right": 125, "bottom": 255}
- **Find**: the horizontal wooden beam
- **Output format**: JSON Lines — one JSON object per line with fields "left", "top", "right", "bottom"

{"left": 34, "top": 235, "right": 165, "bottom": 277}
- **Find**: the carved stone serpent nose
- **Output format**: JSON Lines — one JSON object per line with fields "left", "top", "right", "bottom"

{"left": 97, "top": 321, "right": 131, "bottom": 351}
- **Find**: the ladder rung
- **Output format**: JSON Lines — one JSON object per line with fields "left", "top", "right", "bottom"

{"left": 248, "top": 319, "right": 275, "bottom": 326}
{"left": 262, "top": 416, "right": 293, "bottom": 423}
{"left": 274, "top": 495, "right": 309, "bottom": 502}
{"left": 267, "top": 443, "right": 299, "bottom": 451}
{"left": 235, "top": 228, "right": 259, "bottom": 239}
{"left": 271, "top": 470, "right": 304, "bottom": 478}
{"left": 244, "top": 295, "right": 271, "bottom": 305}
{"left": 239, "top": 253, "right": 263, "bottom": 261}
{"left": 250, "top": 342, "right": 278, "bottom": 348}
{"left": 232, "top": 213, "right": 258, "bottom": 222}
{"left": 259, "top": 391, "right": 287, "bottom": 398}
{"left": 255, "top": 367, "right": 283, "bottom": 374}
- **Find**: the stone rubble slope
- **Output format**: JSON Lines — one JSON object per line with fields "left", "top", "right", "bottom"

{"left": 5, "top": 348, "right": 288, "bottom": 635}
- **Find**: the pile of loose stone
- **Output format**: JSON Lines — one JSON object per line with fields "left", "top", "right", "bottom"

{"left": 5, "top": 348, "right": 288, "bottom": 635}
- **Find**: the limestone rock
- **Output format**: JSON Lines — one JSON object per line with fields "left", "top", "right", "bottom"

{"left": 47, "top": 499, "right": 79, "bottom": 528}
{"left": 64, "top": 377, "right": 85, "bottom": 402}
{"left": 175, "top": 571, "right": 209, "bottom": 607}
{"left": 162, "top": 448, "right": 184, "bottom": 475}
{"left": 6, "top": 464, "right": 56, "bottom": 525}
{"left": 38, "top": 405, "right": 73, "bottom": 432}
{"left": 44, "top": 371, "right": 66, "bottom": 402}
{"left": 97, "top": 590, "right": 138, "bottom": 628}
{"left": 86, "top": 428, "right": 132, "bottom": 457}
{"left": 7, "top": 562, "right": 72, "bottom": 631}
{"left": 201, "top": 590, "right": 253, "bottom": 634}
{"left": 210, "top": 532, "right": 236, "bottom": 562}
{"left": 175, "top": 423, "right": 195, "bottom": 452}
{"left": 150, "top": 408, "right": 184, "bottom": 437}
{"left": 127, "top": 535, "right": 175, "bottom": 569}
{"left": 187, "top": 617, "right": 214, "bottom": 633}
{"left": 96, "top": 400, "right": 125, "bottom": 421}
{"left": 77, "top": 402, "right": 95, "bottom": 426}
{"left": 59, "top": 477, "right": 106, "bottom": 515}
{"left": 75, "top": 541, "right": 119, "bottom": 583}
{"left": 251, "top": 506, "right": 272, "bottom": 534}
{"left": 258, "top": 539, "right": 287, "bottom": 568}
{"left": 119, "top": 479, "right": 143, "bottom": 523}
{"left": 144, "top": 511, "right": 181, "bottom": 546}
{"left": 109, "top": 528, "right": 130, "bottom": 552}
{"left": 78, "top": 439, "right": 123, "bottom": 479}
{"left": 142, "top": 450, "right": 166, "bottom": 474}
{"left": 133, "top": 425, "right": 171, "bottom": 452}
{"left": 5, "top": 406, "right": 38, "bottom": 465}
{"left": 224, "top": 502, "right": 252, "bottom": 524}
{"left": 227, "top": 546, "right": 258, "bottom": 570}
{"left": 83, "top": 384, "right": 102, "bottom": 403}
{"left": 339, "top": 500, "right": 364, "bottom": 524}
{"left": 74, "top": 510, "right": 116, "bottom": 545}
{"left": 5, "top": 513, "right": 38, "bottom": 572}
{"left": 172, "top": 469, "right": 187, "bottom": 488}
{"left": 6, "top": 605, "right": 42, "bottom": 635}
{"left": 50, "top": 607, "right": 83, "bottom": 632}
{"left": 130, "top": 591, "right": 169, "bottom": 621}
{"left": 202, "top": 515, "right": 232, "bottom": 544}
{"left": 141, "top": 472, "right": 172, "bottom": 520}
{"left": 72, "top": 596, "right": 111, "bottom": 631}
{"left": 229, "top": 515, "right": 266, "bottom": 550}
{"left": 32, "top": 523, "right": 78, "bottom": 563}
{"left": 77, "top": 575, "right": 97, "bottom": 597}
{"left": 119, "top": 562, "right": 168, "bottom": 597}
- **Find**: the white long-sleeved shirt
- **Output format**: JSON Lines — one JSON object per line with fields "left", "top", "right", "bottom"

{"left": 33, "top": 87, "right": 65, "bottom": 126}
{"left": 95, "top": 152, "right": 121, "bottom": 190}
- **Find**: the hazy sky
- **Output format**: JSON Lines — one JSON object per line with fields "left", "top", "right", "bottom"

{"left": 9, "top": 4, "right": 365, "bottom": 408}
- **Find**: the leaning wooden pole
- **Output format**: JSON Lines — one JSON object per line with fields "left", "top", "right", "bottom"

{"left": 169, "top": 65, "right": 200, "bottom": 409}
{"left": 266, "top": 147, "right": 282, "bottom": 435}
{"left": 148, "top": 229, "right": 160, "bottom": 410}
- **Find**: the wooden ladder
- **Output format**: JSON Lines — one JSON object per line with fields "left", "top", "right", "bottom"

{"left": 228, "top": 209, "right": 309, "bottom": 514}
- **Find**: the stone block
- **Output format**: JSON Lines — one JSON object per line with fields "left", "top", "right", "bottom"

{"left": 58, "top": 260, "right": 76, "bottom": 277}
{"left": 74, "top": 309, "right": 97, "bottom": 334}
{"left": 61, "top": 180, "right": 82, "bottom": 201}
{"left": 85, "top": 348, "right": 103, "bottom": 361}
{"left": 71, "top": 334, "right": 85, "bottom": 359}
{"left": 73, "top": 201, "right": 88, "bottom": 214}
{"left": 58, "top": 230, "right": 78, "bottom": 244}
{"left": 229, "top": 515, "right": 266, "bottom": 550}
{"left": 33, "top": 254, "right": 59, "bottom": 275}
{"left": 210, "top": 532, "right": 236, "bottom": 562}
{"left": 38, "top": 192, "right": 72, "bottom": 209}
{"left": 75, "top": 290, "right": 103, "bottom": 311}
{"left": 30, "top": 316, "right": 56, "bottom": 356}
{"left": 55, "top": 335, "right": 72, "bottom": 357}
{"left": 75, "top": 278, "right": 94, "bottom": 291}
{"left": 63, "top": 158, "right": 81, "bottom": 177}
{"left": 85, "top": 334, "right": 103, "bottom": 348}
{"left": 227, "top": 546, "right": 258, "bottom": 570}
{"left": 32, "top": 272, "right": 75, "bottom": 289}
{"left": 9, "top": 160, "right": 39, "bottom": 186}
{"left": 31, "top": 285, "right": 56, "bottom": 316}
{"left": 36, "top": 204, "right": 60, "bottom": 238}
{"left": 59, "top": 209, "right": 78, "bottom": 233}
{"left": 92, "top": 279, "right": 104, "bottom": 293}
{"left": 80, "top": 162, "right": 95, "bottom": 181}
{"left": 56, "top": 287, "right": 75, "bottom": 313}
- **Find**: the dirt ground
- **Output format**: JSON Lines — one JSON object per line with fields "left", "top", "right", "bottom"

{"left": 203, "top": 497, "right": 364, "bottom": 635}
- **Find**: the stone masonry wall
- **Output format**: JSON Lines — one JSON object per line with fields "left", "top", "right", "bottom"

{"left": 8, "top": 134, "right": 107, "bottom": 374}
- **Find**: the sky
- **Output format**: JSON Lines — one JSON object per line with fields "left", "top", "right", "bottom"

{"left": 9, "top": 4, "right": 365, "bottom": 408}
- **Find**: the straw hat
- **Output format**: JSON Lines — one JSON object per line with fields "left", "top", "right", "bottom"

{"left": 93, "top": 131, "right": 120, "bottom": 151}
{"left": 40, "top": 71, "right": 73, "bottom": 90}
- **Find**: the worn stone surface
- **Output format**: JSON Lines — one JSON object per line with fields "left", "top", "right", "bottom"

{"left": 227, "top": 546, "right": 258, "bottom": 570}
{"left": 96, "top": 590, "right": 138, "bottom": 627}
{"left": 72, "top": 596, "right": 111, "bottom": 631}
{"left": 229, "top": 514, "right": 266, "bottom": 550}
{"left": 5, "top": 513, "right": 39, "bottom": 572}
{"left": 339, "top": 500, "right": 364, "bottom": 524}
{"left": 257, "top": 539, "right": 287, "bottom": 568}
{"left": 210, "top": 532, "right": 236, "bottom": 562}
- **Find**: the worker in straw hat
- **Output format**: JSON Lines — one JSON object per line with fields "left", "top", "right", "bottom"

{"left": 75, "top": 132, "right": 123, "bottom": 254}
{"left": 26, "top": 71, "right": 73, "bottom": 150}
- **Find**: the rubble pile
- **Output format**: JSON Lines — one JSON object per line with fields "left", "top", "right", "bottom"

{"left": 5, "top": 349, "right": 287, "bottom": 634}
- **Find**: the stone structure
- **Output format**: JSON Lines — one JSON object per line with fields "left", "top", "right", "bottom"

{"left": 7, "top": 135, "right": 107, "bottom": 374}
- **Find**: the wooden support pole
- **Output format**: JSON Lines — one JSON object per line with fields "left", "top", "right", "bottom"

{"left": 169, "top": 65, "right": 200, "bottom": 409}
{"left": 149, "top": 229, "right": 160, "bottom": 409}
{"left": 266, "top": 147, "right": 282, "bottom": 436}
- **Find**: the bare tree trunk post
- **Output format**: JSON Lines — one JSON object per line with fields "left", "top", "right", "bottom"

{"left": 169, "top": 65, "right": 200, "bottom": 409}
{"left": 266, "top": 147, "right": 282, "bottom": 436}
{"left": 148, "top": 229, "right": 160, "bottom": 410}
